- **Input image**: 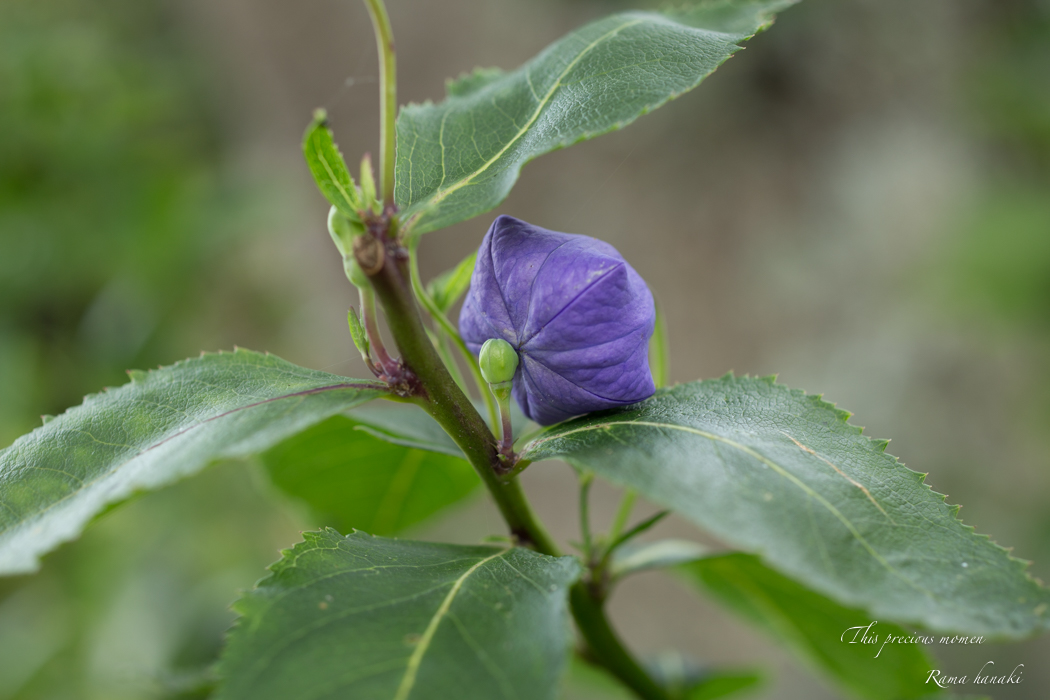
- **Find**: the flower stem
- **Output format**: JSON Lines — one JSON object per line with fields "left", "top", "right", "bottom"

{"left": 359, "top": 285, "right": 397, "bottom": 374}
{"left": 491, "top": 382, "right": 515, "bottom": 458}
{"left": 406, "top": 237, "right": 500, "bottom": 431}
{"left": 368, "top": 226, "right": 668, "bottom": 700}
{"left": 579, "top": 473, "right": 595, "bottom": 558}
{"left": 366, "top": 232, "right": 556, "bottom": 549}
{"left": 354, "top": 5, "right": 668, "bottom": 693}
{"left": 608, "top": 489, "right": 638, "bottom": 542}
{"left": 570, "top": 585, "right": 672, "bottom": 700}
{"left": 362, "top": 0, "right": 396, "bottom": 202}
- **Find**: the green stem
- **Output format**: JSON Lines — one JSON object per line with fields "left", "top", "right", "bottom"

{"left": 609, "top": 489, "right": 638, "bottom": 542}
{"left": 362, "top": 0, "right": 396, "bottom": 201}
{"left": 579, "top": 473, "right": 594, "bottom": 558}
{"left": 407, "top": 237, "right": 500, "bottom": 431}
{"left": 431, "top": 330, "right": 469, "bottom": 394}
{"left": 360, "top": 284, "right": 396, "bottom": 373}
{"left": 370, "top": 236, "right": 667, "bottom": 700}
{"left": 570, "top": 585, "right": 672, "bottom": 700}
{"left": 491, "top": 383, "right": 515, "bottom": 457}
{"left": 367, "top": 242, "right": 556, "bottom": 553}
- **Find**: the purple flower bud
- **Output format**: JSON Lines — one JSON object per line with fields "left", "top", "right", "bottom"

{"left": 459, "top": 215, "right": 656, "bottom": 425}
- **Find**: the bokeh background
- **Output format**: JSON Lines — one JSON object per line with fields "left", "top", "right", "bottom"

{"left": 1, "top": 0, "right": 1048, "bottom": 698}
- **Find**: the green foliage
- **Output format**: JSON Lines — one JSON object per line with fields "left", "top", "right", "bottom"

{"left": 261, "top": 413, "right": 479, "bottom": 536}
{"left": 218, "top": 529, "right": 580, "bottom": 700}
{"left": 522, "top": 375, "right": 1050, "bottom": 637}
{"left": 303, "top": 109, "right": 362, "bottom": 223}
{"left": 608, "top": 539, "right": 707, "bottom": 581}
{"left": 395, "top": 1, "right": 798, "bottom": 234}
{"left": 0, "top": 0, "right": 270, "bottom": 447}
{"left": 426, "top": 251, "right": 477, "bottom": 313}
{"left": 0, "top": 349, "right": 384, "bottom": 575}
{"left": 679, "top": 553, "right": 938, "bottom": 700}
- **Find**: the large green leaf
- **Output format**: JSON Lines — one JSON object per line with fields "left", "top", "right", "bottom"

{"left": 218, "top": 529, "right": 581, "bottom": 700}
{"left": 679, "top": 553, "right": 938, "bottom": 700}
{"left": 261, "top": 413, "right": 479, "bottom": 536}
{"left": 395, "top": 0, "right": 798, "bottom": 234}
{"left": 522, "top": 375, "right": 1050, "bottom": 637}
{"left": 0, "top": 349, "right": 386, "bottom": 575}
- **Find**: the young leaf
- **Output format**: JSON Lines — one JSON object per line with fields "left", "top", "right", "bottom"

{"left": 678, "top": 553, "right": 938, "bottom": 700}
{"left": 261, "top": 414, "right": 479, "bottom": 536}
{"left": 303, "top": 108, "right": 361, "bottom": 221}
{"left": 521, "top": 375, "right": 1050, "bottom": 638}
{"left": 218, "top": 530, "right": 581, "bottom": 700}
{"left": 426, "top": 251, "right": 477, "bottom": 313}
{"left": 609, "top": 539, "right": 708, "bottom": 580}
{"left": 395, "top": 1, "right": 799, "bottom": 234}
{"left": 347, "top": 307, "right": 370, "bottom": 361}
{"left": 0, "top": 349, "right": 386, "bottom": 575}
{"left": 360, "top": 152, "right": 379, "bottom": 213}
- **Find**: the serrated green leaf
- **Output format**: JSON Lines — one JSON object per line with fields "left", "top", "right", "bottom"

{"left": 522, "top": 375, "right": 1050, "bottom": 637}
{"left": 395, "top": 1, "right": 798, "bottom": 234}
{"left": 0, "top": 349, "right": 386, "bottom": 575}
{"left": 426, "top": 251, "right": 478, "bottom": 313}
{"left": 679, "top": 553, "right": 938, "bottom": 700}
{"left": 218, "top": 529, "right": 581, "bottom": 700}
{"left": 303, "top": 109, "right": 361, "bottom": 221}
{"left": 261, "top": 414, "right": 479, "bottom": 536}
{"left": 446, "top": 67, "right": 506, "bottom": 97}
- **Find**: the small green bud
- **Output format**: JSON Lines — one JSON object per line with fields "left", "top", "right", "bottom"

{"left": 479, "top": 338, "right": 519, "bottom": 385}
{"left": 344, "top": 256, "right": 370, "bottom": 289}
{"left": 328, "top": 205, "right": 359, "bottom": 257}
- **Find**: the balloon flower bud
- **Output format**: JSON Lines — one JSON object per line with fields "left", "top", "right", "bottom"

{"left": 479, "top": 338, "right": 519, "bottom": 385}
{"left": 460, "top": 215, "right": 656, "bottom": 426}
{"left": 328, "top": 205, "right": 356, "bottom": 258}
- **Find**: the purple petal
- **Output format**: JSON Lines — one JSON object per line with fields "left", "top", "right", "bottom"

{"left": 459, "top": 215, "right": 656, "bottom": 425}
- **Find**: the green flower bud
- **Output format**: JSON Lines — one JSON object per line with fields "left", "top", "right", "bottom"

{"left": 479, "top": 338, "right": 519, "bottom": 385}
{"left": 344, "top": 256, "right": 370, "bottom": 289}
{"left": 328, "top": 205, "right": 357, "bottom": 257}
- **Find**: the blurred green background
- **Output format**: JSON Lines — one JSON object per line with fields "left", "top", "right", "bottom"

{"left": 0, "top": 0, "right": 1048, "bottom": 698}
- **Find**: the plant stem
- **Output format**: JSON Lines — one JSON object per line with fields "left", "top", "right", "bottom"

{"left": 356, "top": 6, "right": 667, "bottom": 693}
{"left": 609, "top": 489, "right": 638, "bottom": 542}
{"left": 367, "top": 240, "right": 556, "bottom": 552}
{"left": 579, "top": 473, "right": 594, "bottom": 558}
{"left": 570, "top": 584, "right": 672, "bottom": 700}
{"left": 406, "top": 237, "right": 500, "bottom": 431}
{"left": 370, "top": 233, "right": 668, "bottom": 700}
{"left": 360, "top": 285, "right": 397, "bottom": 374}
{"left": 362, "top": 0, "right": 396, "bottom": 201}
